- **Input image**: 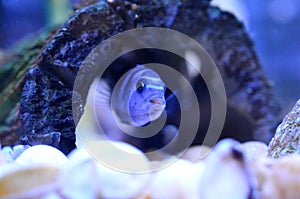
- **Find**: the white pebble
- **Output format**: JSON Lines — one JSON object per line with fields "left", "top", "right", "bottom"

{"left": 65, "top": 140, "right": 151, "bottom": 199}
{"left": 240, "top": 141, "right": 268, "bottom": 160}
{"left": 11, "top": 145, "right": 30, "bottom": 159}
{"left": 60, "top": 152, "right": 98, "bottom": 199}
{"left": 179, "top": 145, "right": 212, "bottom": 163}
{"left": 15, "top": 145, "right": 67, "bottom": 167}
{"left": 199, "top": 139, "right": 253, "bottom": 199}
{"left": 0, "top": 165, "right": 60, "bottom": 199}
{"left": 141, "top": 159, "right": 205, "bottom": 199}
{"left": 1, "top": 146, "right": 13, "bottom": 162}
{"left": 0, "top": 148, "right": 8, "bottom": 165}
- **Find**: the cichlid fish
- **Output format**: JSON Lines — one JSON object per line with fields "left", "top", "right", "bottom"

{"left": 92, "top": 65, "right": 166, "bottom": 138}
{"left": 76, "top": 64, "right": 174, "bottom": 149}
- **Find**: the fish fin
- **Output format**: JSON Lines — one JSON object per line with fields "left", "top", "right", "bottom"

{"left": 94, "top": 78, "right": 112, "bottom": 106}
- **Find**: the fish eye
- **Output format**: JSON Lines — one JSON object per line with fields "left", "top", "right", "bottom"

{"left": 136, "top": 80, "right": 145, "bottom": 93}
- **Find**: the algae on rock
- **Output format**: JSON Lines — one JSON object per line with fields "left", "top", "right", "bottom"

{"left": 268, "top": 100, "right": 300, "bottom": 158}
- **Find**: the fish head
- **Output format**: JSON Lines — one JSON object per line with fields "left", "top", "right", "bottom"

{"left": 128, "top": 71, "right": 166, "bottom": 126}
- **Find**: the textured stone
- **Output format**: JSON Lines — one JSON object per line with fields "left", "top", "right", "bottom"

{"left": 268, "top": 99, "right": 300, "bottom": 158}
{"left": 18, "top": 0, "right": 280, "bottom": 154}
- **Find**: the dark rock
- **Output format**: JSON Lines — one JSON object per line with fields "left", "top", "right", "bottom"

{"left": 19, "top": 0, "right": 280, "bottom": 154}
{"left": 0, "top": 27, "right": 58, "bottom": 146}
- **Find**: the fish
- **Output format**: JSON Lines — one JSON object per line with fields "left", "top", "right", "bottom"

{"left": 78, "top": 64, "right": 167, "bottom": 144}
{"left": 109, "top": 64, "right": 167, "bottom": 127}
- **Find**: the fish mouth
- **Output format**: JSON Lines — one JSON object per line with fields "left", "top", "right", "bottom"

{"left": 149, "top": 97, "right": 166, "bottom": 111}
{"left": 150, "top": 97, "right": 164, "bottom": 105}
{"left": 151, "top": 104, "right": 165, "bottom": 111}
{"left": 131, "top": 96, "right": 166, "bottom": 125}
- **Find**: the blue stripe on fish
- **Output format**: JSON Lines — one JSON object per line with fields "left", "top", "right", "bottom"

{"left": 146, "top": 84, "right": 165, "bottom": 90}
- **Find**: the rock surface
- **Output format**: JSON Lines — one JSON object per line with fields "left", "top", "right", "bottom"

{"left": 268, "top": 99, "right": 300, "bottom": 158}
{"left": 16, "top": 0, "right": 280, "bottom": 154}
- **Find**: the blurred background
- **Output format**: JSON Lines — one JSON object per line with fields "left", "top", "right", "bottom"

{"left": 211, "top": 0, "right": 300, "bottom": 117}
{"left": 0, "top": 0, "right": 299, "bottom": 117}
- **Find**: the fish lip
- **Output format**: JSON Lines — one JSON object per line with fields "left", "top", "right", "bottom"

{"left": 132, "top": 95, "right": 165, "bottom": 119}
{"left": 133, "top": 100, "right": 166, "bottom": 118}
{"left": 148, "top": 95, "right": 166, "bottom": 112}
{"left": 150, "top": 103, "right": 166, "bottom": 111}
{"left": 150, "top": 98, "right": 164, "bottom": 105}
{"left": 147, "top": 95, "right": 165, "bottom": 105}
